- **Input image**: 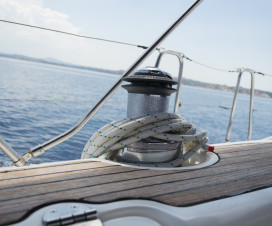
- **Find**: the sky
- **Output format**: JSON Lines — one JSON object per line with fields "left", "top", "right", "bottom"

{"left": 0, "top": 0, "right": 272, "bottom": 92}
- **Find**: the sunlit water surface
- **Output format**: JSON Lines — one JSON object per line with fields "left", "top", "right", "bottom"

{"left": 0, "top": 57, "right": 271, "bottom": 166}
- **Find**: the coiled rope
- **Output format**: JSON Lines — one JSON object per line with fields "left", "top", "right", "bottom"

{"left": 81, "top": 112, "right": 211, "bottom": 168}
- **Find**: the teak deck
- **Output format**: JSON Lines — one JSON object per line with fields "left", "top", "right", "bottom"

{"left": 1, "top": 140, "right": 272, "bottom": 225}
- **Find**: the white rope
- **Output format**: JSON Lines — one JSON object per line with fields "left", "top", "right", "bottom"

{"left": 81, "top": 113, "right": 210, "bottom": 168}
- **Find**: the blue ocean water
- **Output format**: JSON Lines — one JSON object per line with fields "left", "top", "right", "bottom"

{"left": 0, "top": 57, "right": 271, "bottom": 166}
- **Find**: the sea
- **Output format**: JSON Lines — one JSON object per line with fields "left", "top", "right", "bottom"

{"left": 0, "top": 56, "right": 271, "bottom": 166}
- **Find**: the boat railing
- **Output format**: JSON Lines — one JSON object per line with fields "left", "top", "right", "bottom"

{"left": 225, "top": 68, "right": 255, "bottom": 141}
{"left": 155, "top": 49, "right": 184, "bottom": 113}
{"left": 154, "top": 51, "right": 257, "bottom": 142}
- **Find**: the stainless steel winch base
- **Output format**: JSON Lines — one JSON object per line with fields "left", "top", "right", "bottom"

{"left": 124, "top": 92, "right": 175, "bottom": 163}
{"left": 127, "top": 93, "right": 170, "bottom": 118}
{"left": 116, "top": 141, "right": 181, "bottom": 163}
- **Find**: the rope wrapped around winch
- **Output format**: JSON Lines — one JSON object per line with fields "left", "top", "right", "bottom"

{"left": 81, "top": 113, "right": 211, "bottom": 168}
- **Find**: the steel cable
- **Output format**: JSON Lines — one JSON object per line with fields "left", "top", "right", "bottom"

{"left": 0, "top": 19, "right": 271, "bottom": 77}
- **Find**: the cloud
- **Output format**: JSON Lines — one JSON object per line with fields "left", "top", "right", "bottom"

{"left": 0, "top": 0, "right": 140, "bottom": 70}
{"left": 0, "top": 0, "right": 79, "bottom": 33}
{"left": 0, "top": 0, "right": 84, "bottom": 61}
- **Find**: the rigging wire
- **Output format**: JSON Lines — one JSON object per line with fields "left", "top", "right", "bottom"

{"left": 183, "top": 55, "right": 236, "bottom": 73}
{"left": 0, "top": 19, "right": 148, "bottom": 50}
{"left": 255, "top": 71, "right": 272, "bottom": 77}
{"left": 0, "top": 19, "right": 271, "bottom": 76}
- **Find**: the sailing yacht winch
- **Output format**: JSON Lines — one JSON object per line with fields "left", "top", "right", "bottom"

{"left": 119, "top": 67, "right": 180, "bottom": 163}
{"left": 1, "top": 1, "right": 272, "bottom": 225}
{"left": 81, "top": 66, "right": 217, "bottom": 168}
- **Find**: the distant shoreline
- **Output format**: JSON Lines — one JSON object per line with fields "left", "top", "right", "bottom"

{"left": 0, "top": 52, "right": 124, "bottom": 76}
{"left": 1, "top": 52, "right": 271, "bottom": 99}
{"left": 181, "top": 78, "right": 272, "bottom": 99}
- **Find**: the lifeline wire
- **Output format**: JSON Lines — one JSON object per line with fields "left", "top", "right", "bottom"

{"left": 82, "top": 113, "right": 210, "bottom": 168}
{"left": 0, "top": 19, "right": 140, "bottom": 49}
{"left": 0, "top": 19, "right": 155, "bottom": 50}
{"left": 255, "top": 71, "right": 272, "bottom": 77}
{"left": 183, "top": 56, "right": 236, "bottom": 73}
{"left": 1, "top": 19, "right": 271, "bottom": 76}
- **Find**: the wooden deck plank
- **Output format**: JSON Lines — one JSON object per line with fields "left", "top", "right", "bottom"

{"left": 82, "top": 164, "right": 272, "bottom": 203}
{"left": 0, "top": 212, "right": 24, "bottom": 226}
{"left": 217, "top": 151, "right": 272, "bottom": 165}
{"left": 0, "top": 161, "right": 111, "bottom": 180}
{"left": 215, "top": 142, "right": 272, "bottom": 152}
{"left": 218, "top": 146, "right": 272, "bottom": 157}
{"left": 0, "top": 165, "right": 138, "bottom": 188}
{"left": 2, "top": 146, "right": 271, "bottom": 190}
{"left": 154, "top": 173, "right": 272, "bottom": 206}
{"left": 0, "top": 141, "right": 271, "bottom": 225}
{"left": 1, "top": 153, "right": 272, "bottom": 200}
{"left": 216, "top": 143, "right": 272, "bottom": 153}
{"left": 1, "top": 154, "right": 271, "bottom": 213}
{"left": 3, "top": 163, "right": 271, "bottom": 222}
{"left": 1, "top": 154, "right": 271, "bottom": 194}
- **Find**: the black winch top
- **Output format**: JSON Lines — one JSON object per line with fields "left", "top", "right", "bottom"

{"left": 122, "top": 67, "right": 177, "bottom": 96}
